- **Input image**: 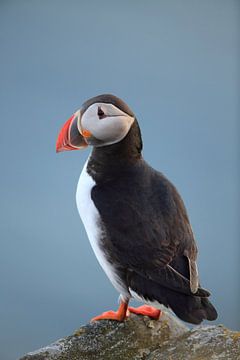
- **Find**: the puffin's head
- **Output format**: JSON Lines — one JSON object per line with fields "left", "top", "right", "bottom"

{"left": 56, "top": 94, "right": 135, "bottom": 152}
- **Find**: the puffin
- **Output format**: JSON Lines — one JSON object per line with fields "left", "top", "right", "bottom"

{"left": 56, "top": 94, "right": 218, "bottom": 324}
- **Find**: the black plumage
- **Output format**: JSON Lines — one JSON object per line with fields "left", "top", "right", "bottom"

{"left": 84, "top": 100, "right": 217, "bottom": 325}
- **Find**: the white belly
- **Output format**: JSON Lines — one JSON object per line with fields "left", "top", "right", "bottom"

{"left": 76, "top": 159, "right": 129, "bottom": 299}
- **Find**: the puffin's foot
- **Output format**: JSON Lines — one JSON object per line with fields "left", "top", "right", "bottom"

{"left": 91, "top": 300, "right": 128, "bottom": 322}
{"left": 128, "top": 305, "right": 161, "bottom": 320}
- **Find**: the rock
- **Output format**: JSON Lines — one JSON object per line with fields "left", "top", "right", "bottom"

{"left": 19, "top": 311, "right": 240, "bottom": 360}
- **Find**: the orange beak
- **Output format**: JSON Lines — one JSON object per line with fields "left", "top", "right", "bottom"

{"left": 56, "top": 112, "right": 88, "bottom": 153}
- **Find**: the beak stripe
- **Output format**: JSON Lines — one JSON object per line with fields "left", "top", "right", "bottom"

{"left": 56, "top": 112, "right": 88, "bottom": 153}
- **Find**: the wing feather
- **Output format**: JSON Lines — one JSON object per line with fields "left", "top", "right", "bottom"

{"left": 91, "top": 162, "right": 203, "bottom": 296}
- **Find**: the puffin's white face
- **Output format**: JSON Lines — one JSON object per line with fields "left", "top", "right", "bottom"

{"left": 79, "top": 103, "right": 134, "bottom": 147}
{"left": 56, "top": 95, "right": 136, "bottom": 153}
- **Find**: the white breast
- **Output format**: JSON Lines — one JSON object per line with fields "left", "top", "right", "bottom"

{"left": 76, "top": 159, "right": 129, "bottom": 299}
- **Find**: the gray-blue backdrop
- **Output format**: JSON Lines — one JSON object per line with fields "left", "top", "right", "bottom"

{"left": 0, "top": 1, "right": 239, "bottom": 359}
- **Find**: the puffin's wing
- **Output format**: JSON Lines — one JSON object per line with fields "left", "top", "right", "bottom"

{"left": 137, "top": 167, "right": 202, "bottom": 295}
{"left": 91, "top": 165, "right": 203, "bottom": 296}
{"left": 118, "top": 209, "right": 207, "bottom": 297}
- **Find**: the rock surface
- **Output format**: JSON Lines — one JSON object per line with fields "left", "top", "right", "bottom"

{"left": 20, "top": 312, "right": 240, "bottom": 360}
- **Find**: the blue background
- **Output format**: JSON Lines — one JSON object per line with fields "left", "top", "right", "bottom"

{"left": 0, "top": 1, "right": 239, "bottom": 359}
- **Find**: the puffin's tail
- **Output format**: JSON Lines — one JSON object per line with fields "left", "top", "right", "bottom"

{"left": 128, "top": 272, "right": 218, "bottom": 325}
{"left": 165, "top": 291, "right": 218, "bottom": 324}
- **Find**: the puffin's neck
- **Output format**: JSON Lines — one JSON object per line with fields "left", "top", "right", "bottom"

{"left": 87, "top": 120, "right": 143, "bottom": 183}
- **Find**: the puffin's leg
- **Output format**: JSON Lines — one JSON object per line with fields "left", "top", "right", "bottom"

{"left": 91, "top": 299, "right": 129, "bottom": 322}
{"left": 128, "top": 305, "right": 161, "bottom": 320}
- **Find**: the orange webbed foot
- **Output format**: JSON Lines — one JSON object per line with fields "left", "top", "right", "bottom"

{"left": 91, "top": 301, "right": 128, "bottom": 322}
{"left": 128, "top": 305, "right": 161, "bottom": 320}
{"left": 91, "top": 310, "right": 128, "bottom": 322}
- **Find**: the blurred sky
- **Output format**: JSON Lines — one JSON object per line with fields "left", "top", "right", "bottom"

{"left": 0, "top": 1, "right": 239, "bottom": 359}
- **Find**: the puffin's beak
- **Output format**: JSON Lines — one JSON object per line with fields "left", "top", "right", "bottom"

{"left": 56, "top": 111, "right": 88, "bottom": 153}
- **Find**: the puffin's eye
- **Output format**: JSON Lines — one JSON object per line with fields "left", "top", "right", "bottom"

{"left": 97, "top": 106, "right": 106, "bottom": 119}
